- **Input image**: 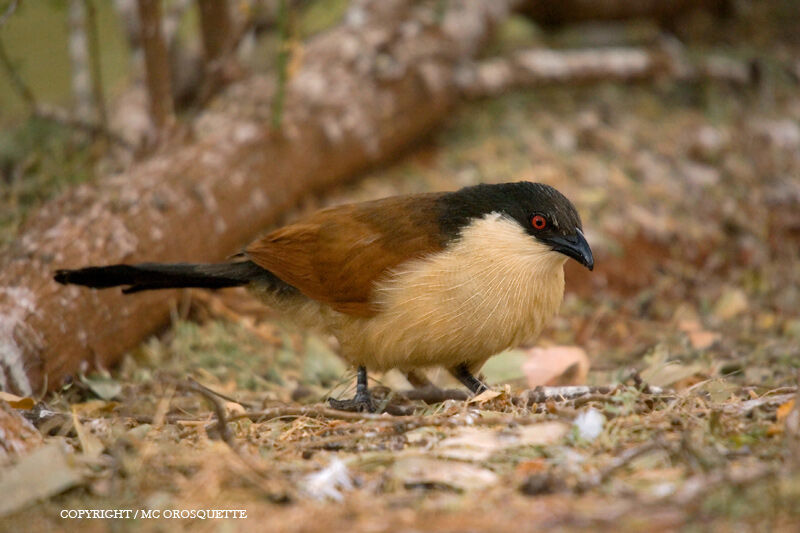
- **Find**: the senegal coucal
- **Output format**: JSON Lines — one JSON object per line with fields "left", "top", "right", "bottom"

{"left": 55, "top": 181, "right": 593, "bottom": 411}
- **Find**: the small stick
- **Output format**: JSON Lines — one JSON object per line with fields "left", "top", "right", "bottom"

{"left": 184, "top": 379, "right": 235, "bottom": 447}
{"left": 576, "top": 440, "right": 667, "bottom": 492}
{"left": 394, "top": 387, "right": 469, "bottom": 403}
{"left": 187, "top": 376, "right": 257, "bottom": 409}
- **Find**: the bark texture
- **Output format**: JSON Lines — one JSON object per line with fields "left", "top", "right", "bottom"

{"left": 0, "top": 0, "right": 517, "bottom": 395}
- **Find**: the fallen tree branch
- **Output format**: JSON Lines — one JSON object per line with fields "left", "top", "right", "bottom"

{"left": 458, "top": 45, "right": 755, "bottom": 99}
{"left": 0, "top": 0, "right": 519, "bottom": 396}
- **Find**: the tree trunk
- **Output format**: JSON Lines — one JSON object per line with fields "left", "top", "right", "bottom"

{"left": 198, "top": 0, "right": 234, "bottom": 63}
{"left": 0, "top": 0, "right": 516, "bottom": 395}
{"left": 136, "top": 0, "right": 174, "bottom": 132}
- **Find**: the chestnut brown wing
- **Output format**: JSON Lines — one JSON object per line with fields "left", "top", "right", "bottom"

{"left": 245, "top": 193, "right": 445, "bottom": 317}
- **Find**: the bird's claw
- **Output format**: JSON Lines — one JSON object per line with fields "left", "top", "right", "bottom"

{"left": 327, "top": 391, "right": 377, "bottom": 413}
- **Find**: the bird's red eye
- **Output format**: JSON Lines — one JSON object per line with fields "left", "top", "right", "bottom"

{"left": 531, "top": 214, "right": 547, "bottom": 230}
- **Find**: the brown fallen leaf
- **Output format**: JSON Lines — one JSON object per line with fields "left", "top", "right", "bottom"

{"left": 768, "top": 399, "right": 797, "bottom": 436}
{"left": 466, "top": 389, "right": 502, "bottom": 405}
{"left": 523, "top": 346, "right": 590, "bottom": 387}
{"left": 641, "top": 345, "right": 704, "bottom": 388}
{"left": 515, "top": 459, "right": 547, "bottom": 476}
{"left": 677, "top": 320, "right": 721, "bottom": 350}
{"left": 0, "top": 392, "right": 34, "bottom": 410}
{"left": 1, "top": 401, "right": 44, "bottom": 466}
{"left": 777, "top": 399, "right": 795, "bottom": 422}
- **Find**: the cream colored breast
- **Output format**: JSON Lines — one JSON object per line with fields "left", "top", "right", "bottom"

{"left": 335, "top": 213, "right": 567, "bottom": 371}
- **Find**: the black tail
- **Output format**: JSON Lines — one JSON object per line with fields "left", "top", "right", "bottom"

{"left": 54, "top": 261, "right": 278, "bottom": 294}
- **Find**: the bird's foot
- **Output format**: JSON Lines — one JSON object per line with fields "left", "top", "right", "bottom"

{"left": 327, "top": 390, "right": 377, "bottom": 413}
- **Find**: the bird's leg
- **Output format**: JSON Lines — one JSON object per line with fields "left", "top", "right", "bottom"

{"left": 328, "top": 366, "right": 376, "bottom": 413}
{"left": 405, "top": 369, "right": 435, "bottom": 389}
{"left": 450, "top": 363, "right": 489, "bottom": 395}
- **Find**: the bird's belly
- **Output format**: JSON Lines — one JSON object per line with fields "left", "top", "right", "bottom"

{"left": 335, "top": 247, "right": 567, "bottom": 372}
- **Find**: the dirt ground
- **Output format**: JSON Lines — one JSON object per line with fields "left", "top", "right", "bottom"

{"left": 2, "top": 5, "right": 800, "bottom": 533}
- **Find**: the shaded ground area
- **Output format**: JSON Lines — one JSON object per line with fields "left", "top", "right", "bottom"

{"left": 3, "top": 6, "right": 800, "bottom": 532}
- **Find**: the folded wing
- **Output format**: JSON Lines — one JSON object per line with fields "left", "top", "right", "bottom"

{"left": 245, "top": 193, "right": 446, "bottom": 317}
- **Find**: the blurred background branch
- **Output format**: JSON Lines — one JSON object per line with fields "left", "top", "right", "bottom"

{"left": 135, "top": 0, "right": 174, "bottom": 137}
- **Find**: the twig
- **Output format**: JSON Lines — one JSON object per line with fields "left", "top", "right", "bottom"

{"left": 394, "top": 386, "right": 469, "bottom": 403}
{"left": 230, "top": 404, "right": 551, "bottom": 431}
{"left": 184, "top": 379, "right": 235, "bottom": 447}
{"left": 570, "top": 393, "right": 624, "bottom": 409}
{"left": 518, "top": 385, "right": 620, "bottom": 405}
{"left": 186, "top": 376, "right": 257, "bottom": 409}
{"left": 576, "top": 440, "right": 667, "bottom": 492}
{"left": 231, "top": 405, "right": 399, "bottom": 423}
{"left": 721, "top": 393, "right": 796, "bottom": 415}
{"left": 181, "top": 378, "right": 294, "bottom": 502}
{"left": 0, "top": 31, "right": 36, "bottom": 108}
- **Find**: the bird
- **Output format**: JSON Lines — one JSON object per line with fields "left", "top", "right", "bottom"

{"left": 55, "top": 181, "right": 593, "bottom": 412}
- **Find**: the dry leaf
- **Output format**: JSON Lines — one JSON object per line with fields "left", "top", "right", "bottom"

{"left": 0, "top": 392, "right": 34, "bottom": 410}
{"left": 677, "top": 320, "right": 721, "bottom": 350}
{"left": 224, "top": 401, "right": 246, "bottom": 417}
{"left": 481, "top": 349, "right": 528, "bottom": 383}
{"left": 0, "top": 442, "right": 84, "bottom": 517}
{"left": 80, "top": 374, "right": 122, "bottom": 401}
{"left": 70, "top": 400, "right": 118, "bottom": 417}
{"left": 713, "top": 288, "right": 748, "bottom": 321}
{"left": 777, "top": 399, "right": 795, "bottom": 422}
{"left": 467, "top": 389, "right": 502, "bottom": 405}
{"left": 515, "top": 459, "right": 547, "bottom": 476}
{"left": 523, "top": 346, "right": 590, "bottom": 387}
{"left": 71, "top": 410, "right": 105, "bottom": 458}
{"left": 437, "top": 423, "right": 568, "bottom": 461}
{"left": 392, "top": 456, "right": 498, "bottom": 491}
{"left": 641, "top": 345, "right": 703, "bottom": 388}
{"left": 1, "top": 401, "right": 44, "bottom": 465}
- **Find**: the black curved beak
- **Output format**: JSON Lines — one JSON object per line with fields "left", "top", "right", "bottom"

{"left": 548, "top": 229, "right": 594, "bottom": 271}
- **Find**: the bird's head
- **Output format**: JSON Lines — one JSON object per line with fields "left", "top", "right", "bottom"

{"left": 438, "top": 181, "right": 594, "bottom": 271}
